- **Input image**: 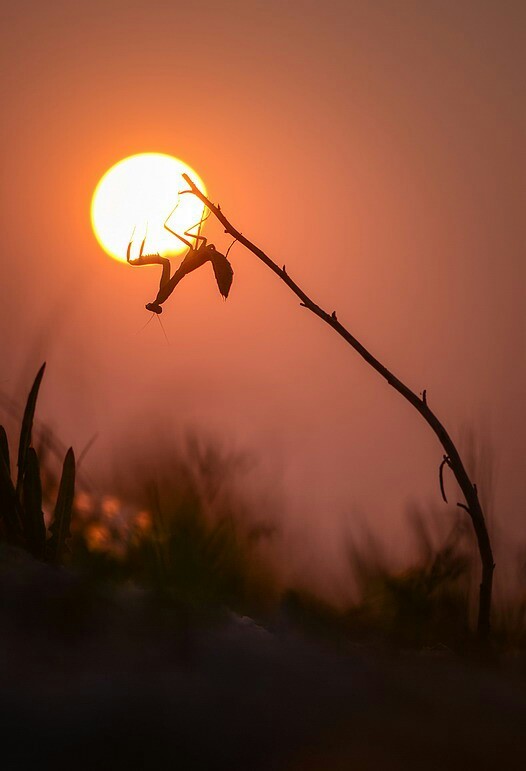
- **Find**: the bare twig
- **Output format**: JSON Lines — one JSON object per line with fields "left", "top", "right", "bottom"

{"left": 180, "top": 173, "right": 495, "bottom": 642}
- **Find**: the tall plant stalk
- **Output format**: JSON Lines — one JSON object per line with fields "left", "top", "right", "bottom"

{"left": 180, "top": 173, "right": 495, "bottom": 641}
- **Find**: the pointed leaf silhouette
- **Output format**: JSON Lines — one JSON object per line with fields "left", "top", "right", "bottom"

{"left": 0, "top": 426, "right": 20, "bottom": 537}
{"left": 211, "top": 253, "right": 234, "bottom": 299}
{"left": 48, "top": 447, "right": 75, "bottom": 563}
{"left": 16, "top": 363, "right": 46, "bottom": 496}
{"left": 0, "top": 425, "right": 10, "bottom": 472}
{"left": 22, "top": 447, "right": 46, "bottom": 558}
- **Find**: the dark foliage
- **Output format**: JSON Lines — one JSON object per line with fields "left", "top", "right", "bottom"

{"left": 0, "top": 364, "right": 75, "bottom": 562}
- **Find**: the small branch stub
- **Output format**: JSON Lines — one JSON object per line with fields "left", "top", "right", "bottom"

{"left": 439, "top": 455, "right": 450, "bottom": 503}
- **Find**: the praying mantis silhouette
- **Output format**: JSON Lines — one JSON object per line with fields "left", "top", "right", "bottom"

{"left": 127, "top": 196, "right": 234, "bottom": 314}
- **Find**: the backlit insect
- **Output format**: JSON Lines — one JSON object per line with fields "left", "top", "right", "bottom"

{"left": 127, "top": 200, "right": 234, "bottom": 314}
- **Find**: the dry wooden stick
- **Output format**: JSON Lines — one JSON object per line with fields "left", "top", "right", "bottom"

{"left": 181, "top": 172, "right": 495, "bottom": 642}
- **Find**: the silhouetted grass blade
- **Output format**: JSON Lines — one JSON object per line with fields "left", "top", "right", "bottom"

{"left": 16, "top": 362, "right": 46, "bottom": 497}
{"left": 0, "top": 426, "right": 21, "bottom": 538}
{"left": 22, "top": 447, "right": 45, "bottom": 558}
{"left": 48, "top": 447, "right": 75, "bottom": 562}
{"left": 0, "top": 425, "right": 10, "bottom": 472}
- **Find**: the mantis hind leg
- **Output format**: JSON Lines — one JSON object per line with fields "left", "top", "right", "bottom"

{"left": 163, "top": 195, "right": 193, "bottom": 247}
{"left": 164, "top": 207, "right": 211, "bottom": 248}
{"left": 164, "top": 220, "right": 193, "bottom": 248}
{"left": 184, "top": 230, "right": 207, "bottom": 248}
{"left": 185, "top": 207, "right": 211, "bottom": 247}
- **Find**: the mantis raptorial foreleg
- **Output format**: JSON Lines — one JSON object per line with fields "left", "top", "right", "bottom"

{"left": 127, "top": 228, "right": 171, "bottom": 292}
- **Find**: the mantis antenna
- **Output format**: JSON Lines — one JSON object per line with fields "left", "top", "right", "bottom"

{"left": 187, "top": 206, "right": 211, "bottom": 242}
{"left": 156, "top": 312, "right": 170, "bottom": 344}
{"left": 135, "top": 312, "right": 156, "bottom": 335}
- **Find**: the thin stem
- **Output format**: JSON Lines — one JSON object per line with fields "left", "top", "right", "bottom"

{"left": 180, "top": 173, "right": 495, "bottom": 642}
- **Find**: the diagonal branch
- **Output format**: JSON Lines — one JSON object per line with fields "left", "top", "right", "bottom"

{"left": 180, "top": 172, "right": 495, "bottom": 642}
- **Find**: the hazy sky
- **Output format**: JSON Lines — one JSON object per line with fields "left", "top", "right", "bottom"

{"left": 1, "top": 1, "right": 524, "bottom": 589}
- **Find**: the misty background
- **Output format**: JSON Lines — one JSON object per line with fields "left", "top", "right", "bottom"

{"left": 1, "top": 0, "right": 524, "bottom": 599}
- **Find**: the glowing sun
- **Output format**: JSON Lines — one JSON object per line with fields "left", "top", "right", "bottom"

{"left": 91, "top": 153, "right": 207, "bottom": 262}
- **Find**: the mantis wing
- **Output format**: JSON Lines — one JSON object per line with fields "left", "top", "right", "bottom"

{"left": 211, "top": 253, "right": 234, "bottom": 299}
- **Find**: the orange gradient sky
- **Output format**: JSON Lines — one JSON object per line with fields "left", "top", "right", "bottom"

{"left": 1, "top": 1, "right": 525, "bottom": 591}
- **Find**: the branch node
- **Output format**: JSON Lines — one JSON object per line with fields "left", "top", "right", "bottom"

{"left": 282, "top": 265, "right": 287, "bottom": 274}
{"left": 421, "top": 389, "right": 427, "bottom": 405}
{"left": 457, "top": 502, "right": 471, "bottom": 514}
{"left": 331, "top": 311, "right": 338, "bottom": 321}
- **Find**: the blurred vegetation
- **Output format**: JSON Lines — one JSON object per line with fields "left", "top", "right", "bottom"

{"left": 344, "top": 512, "right": 473, "bottom": 649}
{"left": 0, "top": 366, "right": 525, "bottom": 653}
{"left": 70, "top": 434, "right": 279, "bottom": 623}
